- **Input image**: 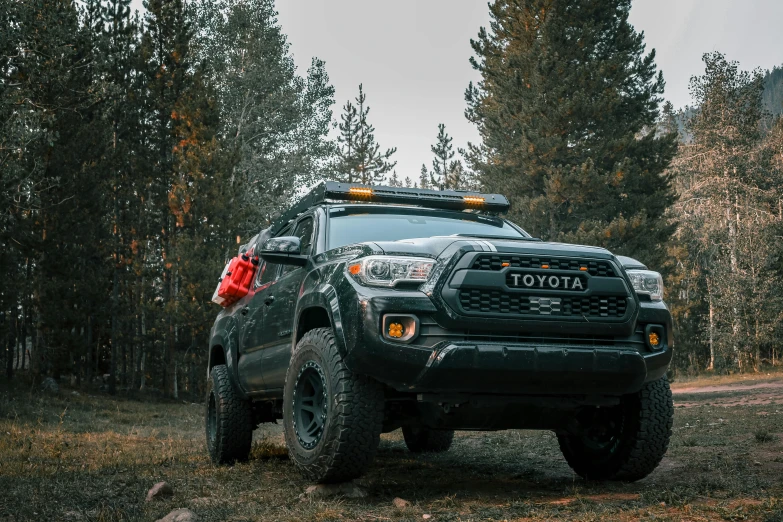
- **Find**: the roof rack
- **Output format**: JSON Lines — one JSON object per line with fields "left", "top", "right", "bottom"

{"left": 270, "top": 181, "right": 510, "bottom": 234}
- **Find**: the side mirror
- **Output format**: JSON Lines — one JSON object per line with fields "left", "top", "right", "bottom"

{"left": 259, "top": 236, "right": 308, "bottom": 266}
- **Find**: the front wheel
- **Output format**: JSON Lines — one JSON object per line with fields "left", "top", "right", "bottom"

{"left": 283, "top": 328, "right": 384, "bottom": 483}
{"left": 557, "top": 376, "right": 673, "bottom": 481}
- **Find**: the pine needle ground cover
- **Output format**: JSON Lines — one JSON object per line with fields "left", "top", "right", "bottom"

{"left": 1, "top": 380, "right": 782, "bottom": 522}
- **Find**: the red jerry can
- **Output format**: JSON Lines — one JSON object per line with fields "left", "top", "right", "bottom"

{"left": 211, "top": 253, "right": 259, "bottom": 307}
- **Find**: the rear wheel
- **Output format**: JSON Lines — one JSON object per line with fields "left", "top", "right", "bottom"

{"left": 283, "top": 328, "right": 384, "bottom": 483}
{"left": 206, "top": 364, "right": 254, "bottom": 464}
{"left": 557, "top": 376, "right": 673, "bottom": 481}
{"left": 402, "top": 426, "right": 454, "bottom": 453}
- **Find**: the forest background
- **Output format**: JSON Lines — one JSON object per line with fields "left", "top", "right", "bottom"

{"left": 2, "top": 0, "right": 783, "bottom": 398}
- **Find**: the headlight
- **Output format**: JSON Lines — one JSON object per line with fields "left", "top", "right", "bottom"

{"left": 347, "top": 256, "right": 435, "bottom": 287}
{"left": 627, "top": 269, "right": 664, "bottom": 301}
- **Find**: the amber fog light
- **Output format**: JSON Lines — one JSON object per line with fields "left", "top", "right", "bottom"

{"left": 382, "top": 314, "right": 419, "bottom": 343}
{"left": 644, "top": 324, "right": 666, "bottom": 352}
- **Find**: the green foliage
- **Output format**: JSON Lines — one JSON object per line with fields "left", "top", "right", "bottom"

{"left": 335, "top": 84, "right": 397, "bottom": 184}
{"left": 465, "top": 0, "right": 678, "bottom": 268}
{"left": 193, "top": 0, "right": 335, "bottom": 232}
{"left": 763, "top": 66, "right": 783, "bottom": 117}
{"left": 669, "top": 53, "right": 783, "bottom": 373}
{"left": 0, "top": 0, "right": 335, "bottom": 394}
{"left": 419, "top": 124, "right": 474, "bottom": 191}
{"left": 430, "top": 123, "right": 454, "bottom": 188}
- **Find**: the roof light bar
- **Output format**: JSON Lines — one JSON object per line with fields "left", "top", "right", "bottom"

{"left": 269, "top": 181, "right": 510, "bottom": 234}
{"left": 324, "top": 182, "right": 509, "bottom": 213}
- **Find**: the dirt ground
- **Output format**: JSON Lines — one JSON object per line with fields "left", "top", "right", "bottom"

{"left": 1, "top": 374, "right": 782, "bottom": 522}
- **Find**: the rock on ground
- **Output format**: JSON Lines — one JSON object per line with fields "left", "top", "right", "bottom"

{"left": 155, "top": 508, "right": 198, "bottom": 522}
{"left": 146, "top": 481, "right": 174, "bottom": 502}
{"left": 393, "top": 497, "right": 411, "bottom": 509}
{"left": 40, "top": 377, "right": 59, "bottom": 394}
{"left": 302, "top": 482, "right": 367, "bottom": 499}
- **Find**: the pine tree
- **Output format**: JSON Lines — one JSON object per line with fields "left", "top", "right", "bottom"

{"left": 419, "top": 164, "right": 430, "bottom": 189}
{"left": 430, "top": 123, "right": 454, "bottom": 189}
{"left": 466, "top": 0, "right": 677, "bottom": 267}
{"left": 388, "top": 171, "right": 402, "bottom": 187}
{"left": 335, "top": 84, "right": 396, "bottom": 184}
{"left": 336, "top": 98, "right": 360, "bottom": 182}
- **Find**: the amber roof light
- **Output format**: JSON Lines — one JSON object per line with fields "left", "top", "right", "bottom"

{"left": 349, "top": 187, "right": 373, "bottom": 197}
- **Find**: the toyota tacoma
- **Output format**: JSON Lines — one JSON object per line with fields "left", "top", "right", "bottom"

{"left": 205, "top": 181, "right": 673, "bottom": 483}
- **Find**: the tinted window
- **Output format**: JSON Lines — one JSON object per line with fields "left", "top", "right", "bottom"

{"left": 327, "top": 209, "right": 524, "bottom": 249}
{"left": 294, "top": 217, "right": 315, "bottom": 255}
{"left": 256, "top": 226, "right": 290, "bottom": 286}
{"left": 256, "top": 261, "right": 279, "bottom": 286}
{"left": 281, "top": 217, "right": 314, "bottom": 275}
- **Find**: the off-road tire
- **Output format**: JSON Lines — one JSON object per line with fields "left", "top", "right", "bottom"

{"left": 557, "top": 376, "right": 673, "bottom": 481}
{"left": 283, "top": 327, "right": 384, "bottom": 483}
{"left": 206, "top": 364, "right": 254, "bottom": 464}
{"left": 402, "top": 426, "right": 455, "bottom": 453}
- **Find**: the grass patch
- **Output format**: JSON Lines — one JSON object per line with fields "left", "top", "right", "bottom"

{"left": 755, "top": 430, "right": 777, "bottom": 443}
{"left": 0, "top": 380, "right": 782, "bottom": 521}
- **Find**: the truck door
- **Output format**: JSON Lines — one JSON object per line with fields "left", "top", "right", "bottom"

{"left": 259, "top": 216, "right": 315, "bottom": 390}
{"left": 237, "top": 260, "right": 279, "bottom": 392}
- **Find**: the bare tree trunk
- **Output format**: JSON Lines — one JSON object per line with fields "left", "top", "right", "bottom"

{"left": 726, "top": 197, "right": 741, "bottom": 371}
{"left": 17, "top": 305, "right": 26, "bottom": 371}
{"left": 707, "top": 277, "right": 715, "bottom": 371}
{"left": 109, "top": 265, "right": 119, "bottom": 395}
{"left": 6, "top": 311, "right": 15, "bottom": 380}
{"left": 139, "top": 350, "right": 146, "bottom": 391}
{"left": 173, "top": 360, "right": 178, "bottom": 400}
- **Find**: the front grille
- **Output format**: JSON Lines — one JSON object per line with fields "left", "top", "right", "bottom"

{"left": 471, "top": 255, "right": 616, "bottom": 277}
{"left": 458, "top": 289, "right": 627, "bottom": 318}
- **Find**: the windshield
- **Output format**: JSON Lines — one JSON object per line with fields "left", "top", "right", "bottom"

{"left": 327, "top": 207, "right": 527, "bottom": 249}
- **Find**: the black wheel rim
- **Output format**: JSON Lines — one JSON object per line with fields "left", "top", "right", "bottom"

{"left": 293, "top": 361, "right": 328, "bottom": 450}
{"left": 207, "top": 390, "right": 217, "bottom": 449}
{"left": 579, "top": 407, "right": 623, "bottom": 455}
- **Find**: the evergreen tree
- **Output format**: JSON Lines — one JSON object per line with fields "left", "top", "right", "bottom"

{"left": 669, "top": 52, "right": 781, "bottom": 371}
{"left": 419, "top": 164, "right": 430, "bottom": 189}
{"left": 466, "top": 0, "right": 678, "bottom": 267}
{"left": 430, "top": 123, "right": 454, "bottom": 188}
{"left": 194, "top": 0, "right": 335, "bottom": 235}
{"left": 387, "top": 171, "right": 402, "bottom": 187}
{"left": 762, "top": 65, "right": 783, "bottom": 118}
{"left": 335, "top": 84, "right": 396, "bottom": 184}
{"left": 336, "top": 98, "right": 360, "bottom": 182}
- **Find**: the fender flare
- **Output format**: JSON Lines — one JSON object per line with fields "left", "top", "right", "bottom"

{"left": 207, "top": 316, "right": 248, "bottom": 400}
{"left": 293, "top": 284, "right": 348, "bottom": 358}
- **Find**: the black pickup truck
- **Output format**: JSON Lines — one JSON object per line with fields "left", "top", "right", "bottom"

{"left": 205, "top": 182, "right": 673, "bottom": 483}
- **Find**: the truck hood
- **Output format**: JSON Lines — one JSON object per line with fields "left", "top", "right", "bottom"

{"left": 370, "top": 236, "right": 614, "bottom": 260}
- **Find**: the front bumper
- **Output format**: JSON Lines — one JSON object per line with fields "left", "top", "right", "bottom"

{"left": 410, "top": 342, "right": 670, "bottom": 395}
{"left": 339, "top": 285, "right": 673, "bottom": 397}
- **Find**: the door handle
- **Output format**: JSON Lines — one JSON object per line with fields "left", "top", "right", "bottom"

{"left": 241, "top": 307, "right": 249, "bottom": 316}
{"left": 264, "top": 295, "right": 275, "bottom": 306}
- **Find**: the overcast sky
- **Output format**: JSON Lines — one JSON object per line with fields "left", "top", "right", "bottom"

{"left": 274, "top": 0, "right": 783, "bottom": 181}
{"left": 130, "top": 0, "right": 783, "bottom": 181}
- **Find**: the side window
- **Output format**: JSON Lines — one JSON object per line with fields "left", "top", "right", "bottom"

{"left": 255, "top": 226, "right": 289, "bottom": 287}
{"left": 256, "top": 261, "right": 279, "bottom": 287}
{"left": 295, "top": 217, "right": 315, "bottom": 255}
{"left": 282, "top": 217, "right": 314, "bottom": 276}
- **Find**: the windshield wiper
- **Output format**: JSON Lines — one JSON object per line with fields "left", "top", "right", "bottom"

{"left": 454, "top": 233, "right": 542, "bottom": 241}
